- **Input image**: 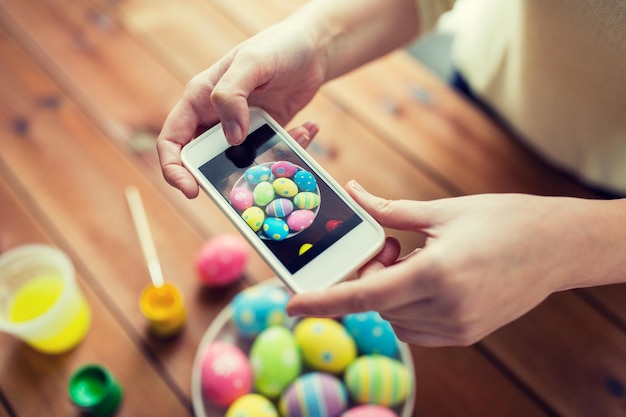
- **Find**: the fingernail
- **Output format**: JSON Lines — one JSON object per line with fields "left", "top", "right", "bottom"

{"left": 223, "top": 121, "right": 242, "bottom": 144}
{"left": 349, "top": 180, "right": 365, "bottom": 192}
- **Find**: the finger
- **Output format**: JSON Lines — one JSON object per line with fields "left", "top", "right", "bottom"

{"left": 346, "top": 180, "right": 442, "bottom": 232}
{"left": 286, "top": 253, "right": 430, "bottom": 317}
{"left": 391, "top": 325, "right": 461, "bottom": 347}
{"left": 358, "top": 237, "right": 401, "bottom": 276}
{"left": 287, "top": 121, "right": 320, "bottom": 149}
{"left": 210, "top": 54, "right": 269, "bottom": 144}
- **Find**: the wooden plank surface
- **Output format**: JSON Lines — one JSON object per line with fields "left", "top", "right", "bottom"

{"left": 0, "top": 0, "right": 625, "bottom": 416}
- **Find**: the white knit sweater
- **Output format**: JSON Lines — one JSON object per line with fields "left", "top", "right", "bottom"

{"left": 416, "top": 0, "right": 626, "bottom": 193}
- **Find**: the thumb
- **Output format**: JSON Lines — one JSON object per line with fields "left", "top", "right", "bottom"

{"left": 346, "top": 180, "right": 440, "bottom": 232}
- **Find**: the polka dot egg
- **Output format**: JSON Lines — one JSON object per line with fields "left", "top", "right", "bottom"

{"left": 293, "top": 170, "right": 317, "bottom": 192}
{"left": 226, "top": 394, "right": 278, "bottom": 417}
{"left": 230, "top": 284, "right": 290, "bottom": 338}
{"left": 271, "top": 161, "right": 298, "bottom": 178}
{"left": 294, "top": 318, "right": 357, "bottom": 374}
{"left": 273, "top": 178, "right": 298, "bottom": 198}
{"left": 262, "top": 217, "right": 289, "bottom": 241}
{"left": 244, "top": 165, "right": 272, "bottom": 184}
{"left": 250, "top": 326, "right": 302, "bottom": 399}
{"left": 343, "top": 311, "right": 399, "bottom": 357}
{"left": 242, "top": 207, "right": 265, "bottom": 232}
{"left": 200, "top": 341, "right": 253, "bottom": 408}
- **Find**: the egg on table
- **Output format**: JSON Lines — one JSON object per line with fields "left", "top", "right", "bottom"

{"left": 195, "top": 234, "right": 249, "bottom": 287}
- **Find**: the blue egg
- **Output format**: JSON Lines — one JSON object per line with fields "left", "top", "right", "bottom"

{"left": 342, "top": 311, "right": 399, "bottom": 357}
{"left": 262, "top": 218, "right": 290, "bottom": 241}
{"left": 293, "top": 170, "right": 317, "bottom": 192}
{"left": 230, "top": 284, "right": 290, "bottom": 338}
{"left": 244, "top": 165, "right": 272, "bottom": 185}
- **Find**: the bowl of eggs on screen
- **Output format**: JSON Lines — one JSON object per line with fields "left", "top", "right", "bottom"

{"left": 191, "top": 281, "right": 416, "bottom": 417}
{"left": 229, "top": 161, "right": 321, "bottom": 241}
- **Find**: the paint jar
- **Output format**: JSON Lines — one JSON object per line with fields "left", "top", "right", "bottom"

{"left": 0, "top": 244, "right": 91, "bottom": 354}
{"left": 139, "top": 282, "right": 186, "bottom": 337}
{"left": 68, "top": 364, "right": 123, "bottom": 416}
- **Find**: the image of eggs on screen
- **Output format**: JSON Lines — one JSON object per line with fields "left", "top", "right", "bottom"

{"left": 199, "top": 124, "right": 362, "bottom": 274}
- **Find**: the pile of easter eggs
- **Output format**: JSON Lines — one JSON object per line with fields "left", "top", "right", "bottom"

{"left": 230, "top": 161, "right": 321, "bottom": 241}
{"left": 199, "top": 284, "right": 414, "bottom": 417}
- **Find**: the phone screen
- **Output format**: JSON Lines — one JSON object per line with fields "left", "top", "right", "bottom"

{"left": 199, "top": 124, "right": 362, "bottom": 274}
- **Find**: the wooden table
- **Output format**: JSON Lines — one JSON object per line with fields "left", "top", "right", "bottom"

{"left": 1, "top": 1, "right": 625, "bottom": 416}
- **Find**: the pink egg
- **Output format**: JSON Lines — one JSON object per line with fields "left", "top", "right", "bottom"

{"left": 230, "top": 187, "right": 253, "bottom": 212}
{"left": 271, "top": 161, "right": 298, "bottom": 178}
{"left": 287, "top": 210, "right": 315, "bottom": 232}
{"left": 341, "top": 405, "right": 398, "bottom": 417}
{"left": 195, "top": 234, "right": 249, "bottom": 287}
{"left": 201, "top": 341, "right": 253, "bottom": 408}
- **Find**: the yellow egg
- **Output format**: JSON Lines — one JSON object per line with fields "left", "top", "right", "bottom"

{"left": 273, "top": 178, "right": 298, "bottom": 198}
{"left": 225, "top": 393, "right": 278, "bottom": 417}
{"left": 242, "top": 207, "right": 265, "bottom": 232}
{"left": 294, "top": 318, "right": 357, "bottom": 374}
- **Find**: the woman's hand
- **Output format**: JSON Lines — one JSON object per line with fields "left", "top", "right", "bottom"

{"left": 287, "top": 182, "right": 619, "bottom": 346}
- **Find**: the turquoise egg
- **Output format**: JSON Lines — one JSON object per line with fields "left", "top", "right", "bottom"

{"left": 273, "top": 178, "right": 298, "bottom": 198}
{"left": 343, "top": 311, "right": 399, "bottom": 357}
{"left": 230, "top": 284, "right": 290, "bottom": 338}
{"left": 244, "top": 165, "right": 272, "bottom": 184}
{"left": 253, "top": 182, "right": 275, "bottom": 206}
{"left": 293, "top": 170, "right": 317, "bottom": 192}
{"left": 242, "top": 206, "right": 265, "bottom": 232}
{"left": 262, "top": 218, "right": 289, "bottom": 241}
{"left": 293, "top": 192, "right": 320, "bottom": 210}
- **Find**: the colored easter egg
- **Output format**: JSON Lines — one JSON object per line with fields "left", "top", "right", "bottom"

{"left": 293, "top": 170, "right": 317, "bottom": 192}
{"left": 271, "top": 161, "right": 298, "bottom": 178}
{"left": 226, "top": 394, "right": 279, "bottom": 417}
{"left": 230, "top": 284, "right": 290, "bottom": 338}
{"left": 279, "top": 373, "right": 348, "bottom": 417}
{"left": 287, "top": 210, "right": 315, "bottom": 232}
{"left": 294, "top": 318, "right": 357, "bottom": 374}
{"left": 266, "top": 198, "right": 294, "bottom": 218}
{"left": 344, "top": 355, "right": 413, "bottom": 407}
{"left": 195, "top": 234, "right": 249, "bottom": 287}
{"left": 253, "top": 182, "right": 275, "bottom": 206}
{"left": 299, "top": 243, "right": 312, "bottom": 255}
{"left": 341, "top": 405, "right": 398, "bottom": 417}
{"left": 262, "top": 218, "right": 289, "bottom": 241}
{"left": 201, "top": 341, "right": 253, "bottom": 408}
{"left": 229, "top": 187, "right": 253, "bottom": 212}
{"left": 244, "top": 165, "right": 272, "bottom": 184}
{"left": 249, "top": 326, "right": 302, "bottom": 399}
{"left": 325, "top": 220, "right": 343, "bottom": 232}
{"left": 343, "top": 311, "right": 399, "bottom": 357}
{"left": 242, "top": 207, "right": 265, "bottom": 232}
{"left": 293, "top": 192, "right": 320, "bottom": 210}
{"left": 273, "top": 178, "right": 299, "bottom": 198}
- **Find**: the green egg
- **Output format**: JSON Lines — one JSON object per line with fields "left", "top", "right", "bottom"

{"left": 293, "top": 192, "right": 320, "bottom": 210}
{"left": 253, "top": 182, "right": 275, "bottom": 206}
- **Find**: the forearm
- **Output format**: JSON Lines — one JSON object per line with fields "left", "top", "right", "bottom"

{"left": 289, "top": 0, "right": 420, "bottom": 81}
{"left": 560, "top": 197, "right": 626, "bottom": 290}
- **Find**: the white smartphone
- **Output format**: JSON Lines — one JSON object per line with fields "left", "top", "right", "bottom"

{"left": 181, "top": 107, "right": 385, "bottom": 293}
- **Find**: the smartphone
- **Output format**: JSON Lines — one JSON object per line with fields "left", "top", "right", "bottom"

{"left": 181, "top": 107, "right": 385, "bottom": 293}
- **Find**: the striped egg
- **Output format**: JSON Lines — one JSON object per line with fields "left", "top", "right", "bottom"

{"left": 244, "top": 165, "right": 272, "bottom": 185}
{"left": 287, "top": 210, "right": 315, "bottom": 232}
{"left": 273, "top": 178, "right": 299, "bottom": 198}
{"left": 242, "top": 207, "right": 265, "bottom": 232}
{"left": 293, "top": 192, "right": 320, "bottom": 210}
{"left": 293, "top": 170, "right": 317, "bottom": 192}
{"left": 344, "top": 355, "right": 413, "bottom": 407}
{"left": 271, "top": 161, "right": 298, "bottom": 178}
{"left": 266, "top": 198, "right": 294, "bottom": 218}
{"left": 229, "top": 187, "right": 253, "bottom": 212}
{"left": 262, "top": 218, "right": 290, "bottom": 241}
{"left": 253, "top": 182, "right": 275, "bottom": 206}
{"left": 279, "top": 373, "right": 348, "bottom": 417}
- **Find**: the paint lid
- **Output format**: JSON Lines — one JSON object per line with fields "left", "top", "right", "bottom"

{"left": 68, "top": 364, "right": 123, "bottom": 416}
